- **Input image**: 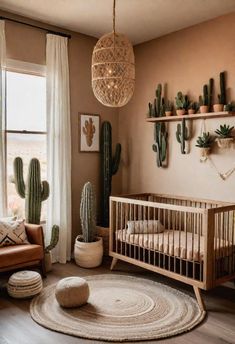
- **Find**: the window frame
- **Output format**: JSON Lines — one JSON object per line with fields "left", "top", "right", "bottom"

{"left": 5, "top": 59, "right": 47, "bottom": 221}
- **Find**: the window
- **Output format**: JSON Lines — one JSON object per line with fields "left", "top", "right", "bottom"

{"left": 6, "top": 65, "right": 47, "bottom": 220}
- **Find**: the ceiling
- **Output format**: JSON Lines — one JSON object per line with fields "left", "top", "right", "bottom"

{"left": 0, "top": 0, "right": 235, "bottom": 44}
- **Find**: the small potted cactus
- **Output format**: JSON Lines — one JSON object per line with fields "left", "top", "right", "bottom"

{"left": 175, "top": 92, "right": 189, "bottom": 116}
{"left": 215, "top": 124, "right": 234, "bottom": 149}
{"left": 213, "top": 72, "right": 226, "bottom": 112}
{"left": 165, "top": 100, "right": 173, "bottom": 116}
{"left": 74, "top": 182, "right": 103, "bottom": 268}
{"left": 199, "top": 85, "right": 209, "bottom": 114}
{"left": 188, "top": 102, "right": 199, "bottom": 115}
{"left": 44, "top": 225, "right": 59, "bottom": 272}
{"left": 196, "top": 132, "right": 214, "bottom": 161}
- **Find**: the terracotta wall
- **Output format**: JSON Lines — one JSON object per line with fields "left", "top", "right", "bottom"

{"left": 2, "top": 11, "right": 120, "bottom": 243}
{"left": 119, "top": 13, "right": 235, "bottom": 203}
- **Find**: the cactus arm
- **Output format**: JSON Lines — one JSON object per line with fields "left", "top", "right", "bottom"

{"left": 112, "top": 143, "right": 121, "bottom": 175}
{"left": 41, "top": 181, "right": 50, "bottom": 201}
{"left": 13, "top": 157, "right": 25, "bottom": 198}
{"left": 45, "top": 225, "right": 59, "bottom": 252}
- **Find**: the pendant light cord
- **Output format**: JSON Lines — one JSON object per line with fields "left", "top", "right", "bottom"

{"left": 113, "top": 0, "right": 116, "bottom": 34}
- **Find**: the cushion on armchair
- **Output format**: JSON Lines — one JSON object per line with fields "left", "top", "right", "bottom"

{"left": 0, "top": 219, "right": 29, "bottom": 247}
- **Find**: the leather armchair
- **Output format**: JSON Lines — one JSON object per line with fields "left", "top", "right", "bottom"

{"left": 0, "top": 224, "right": 46, "bottom": 277}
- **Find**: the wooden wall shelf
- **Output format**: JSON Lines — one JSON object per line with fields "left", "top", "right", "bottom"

{"left": 146, "top": 111, "right": 235, "bottom": 123}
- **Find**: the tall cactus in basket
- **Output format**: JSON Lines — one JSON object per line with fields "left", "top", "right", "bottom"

{"left": 80, "top": 182, "right": 96, "bottom": 243}
{"left": 14, "top": 157, "right": 49, "bottom": 224}
{"left": 101, "top": 121, "right": 121, "bottom": 227}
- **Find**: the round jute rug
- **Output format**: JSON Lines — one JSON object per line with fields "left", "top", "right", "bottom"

{"left": 30, "top": 274, "right": 206, "bottom": 342}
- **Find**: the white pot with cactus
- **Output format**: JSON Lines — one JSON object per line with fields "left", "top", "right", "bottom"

{"left": 74, "top": 182, "right": 103, "bottom": 268}
{"left": 44, "top": 225, "right": 59, "bottom": 272}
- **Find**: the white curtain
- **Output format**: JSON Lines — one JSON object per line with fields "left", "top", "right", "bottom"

{"left": 0, "top": 20, "right": 7, "bottom": 217}
{"left": 46, "top": 34, "right": 72, "bottom": 263}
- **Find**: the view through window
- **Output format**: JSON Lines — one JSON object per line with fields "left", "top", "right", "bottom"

{"left": 6, "top": 70, "right": 47, "bottom": 220}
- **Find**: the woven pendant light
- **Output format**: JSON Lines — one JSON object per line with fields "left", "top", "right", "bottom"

{"left": 92, "top": 0, "right": 135, "bottom": 107}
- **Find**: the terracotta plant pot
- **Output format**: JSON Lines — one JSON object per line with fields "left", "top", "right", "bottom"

{"left": 215, "top": 137, "right": 234, "bottom": 149}
{"left": 199, "top": 147, "right": 210, "bottom": 162}
{"left": 200, "top": 105, "right": 209, "bottom": 114}
{"left": 213, "top": 104, "right": 224, "bottom": 112}
{"left": 188, "top": 109, "right": 195, "bottom": 114}
{"left": 44, "top": 251, "right": 52, "bottom": 272}
{"left": 74, "top": 235, "right": 103, "bottom": 268}
{"left": 165, "top": 111, "right": 172, "bottom": 117}
{"left": 176, "top": 109, "right": 186, "bottom": 116}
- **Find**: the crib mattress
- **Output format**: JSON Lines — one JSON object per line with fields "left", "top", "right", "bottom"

{"left": 116, "top": 229, "right": 233, "bottom": 262}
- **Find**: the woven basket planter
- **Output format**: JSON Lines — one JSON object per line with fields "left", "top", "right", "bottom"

{"left": 74, "top": 236, "right": 103, "bottom": 268}
{"left": 215, "top": 137, "right": 234, "bottom": 149}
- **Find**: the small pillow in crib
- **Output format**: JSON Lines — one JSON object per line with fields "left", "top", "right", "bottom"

{"left": 127, "top": 220, "right": 165, "bottom": 234}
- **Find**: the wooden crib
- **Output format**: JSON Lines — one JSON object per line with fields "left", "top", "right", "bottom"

{"left": 109, "top": 193, "right": 235, "bottom": 311}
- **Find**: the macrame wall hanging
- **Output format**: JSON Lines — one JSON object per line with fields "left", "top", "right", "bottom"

{"left": 200, "top": 119, "right": 235, "bottom": 180}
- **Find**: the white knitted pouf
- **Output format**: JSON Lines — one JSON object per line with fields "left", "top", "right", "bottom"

{"left": 55, "top": 277, "right": 89, "bottom": 308}
{"left": 7, "top": 270, "right": 43, "bottom": 299}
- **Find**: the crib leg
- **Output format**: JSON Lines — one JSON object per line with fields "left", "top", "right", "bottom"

{"left": 110, "top": 257, "right": 118, "bottom": 271}
{"left": 193, "top": 286, "right": 206, "bottom": 312}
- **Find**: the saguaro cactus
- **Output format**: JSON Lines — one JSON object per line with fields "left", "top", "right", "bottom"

{"left": 218, "top": 71, "right": 226, "bottom": 105}
{"left": 14, "top": 157, "right": 49, "bottom": 224}
{"left": 80, "top": 182, "right": 96, "bottom": 243}
{"left": 101, "top": 121, "right": 121, "bottom": 227}
{"left": 152, "top": 122, "right": 167, "bottom": 167}
{"left": 176, "top": 118, "right": 190, "bottom": 154}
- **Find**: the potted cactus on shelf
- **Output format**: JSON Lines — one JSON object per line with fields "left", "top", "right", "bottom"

{"left": 165, "top": 100, "right": 173, "bottom": 116}
{"left": 188, "top": 101, "right": 199, "bottom": 115}
{"left": 196, "top": 132, "right": 214, "bottom": 161}
{"left": 213, "top": 72, "right": 226, "bottom": 112}
{"left": 175, "top": 92, "right": 190, "bottom": 116}
{"left": 13, "top": 157, "right": 60, "bottom": 272}
{"left": 74, "top": 182, "right": 103, "bottom": 268}
{"left": 199, "top": 78, "right": 213, "bottom": 113}
{"left": 215, "top": 124, "right": 234, "bottom": 149}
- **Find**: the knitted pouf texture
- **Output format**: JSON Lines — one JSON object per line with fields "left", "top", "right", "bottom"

{"left": 7, "top": 270, "right": 42, "bottom": 299}
{"left": 55, "top": 277, "right": 89, "bottom": 308}
{"left": 30, "top": 274, "right": 205, "bottom": 342}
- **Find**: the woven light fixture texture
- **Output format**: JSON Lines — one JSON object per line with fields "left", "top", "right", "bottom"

{"left": 92, "top": 0, "right": 135, "bottom": 107}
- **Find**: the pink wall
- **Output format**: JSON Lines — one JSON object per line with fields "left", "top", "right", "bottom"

{"left": 119, "top": 13, "right": 235, "bottom": 202}
{"left": 2, "top": 11, "right": 120, "bottom": 243}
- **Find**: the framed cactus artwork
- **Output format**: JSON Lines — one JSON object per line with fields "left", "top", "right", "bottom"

{"left": 79, "top": 113, "right": 100, "bottom": 152}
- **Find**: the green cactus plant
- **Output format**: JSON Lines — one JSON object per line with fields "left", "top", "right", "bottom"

{"left": 45, "top": 225, "right": 59, "bottom": 253}
{"left": 196, "top": 132, "right": 214, "bottom": 148}
{"left": 176, "top": 118, "right": 190, "bottom": 154}
{"left": 100, "top": 121, "right": 121, "bottom": 227}
{"left": 225, "top": 102, "right": 235, "bottom": 112}
{"left": 152, "top": 122, "right": 167, "bottom": 167}
{"left": 175, "top": 92, "right": 190, "bottom": 110}
{"left": 215, "top": 124, "right": 234, "bottom": 138}
{"left": 14, "top": 157, "right": 49, "bottom": 224}
{"left": 218, "top": 71, "right": 226, "bottom": 105}
{"left": 199, "top": 84, "right": 209, "bottom": 106}
{"left": 188, "top": 101, "right": 199, "bottom": 112}
{"left": 80, "top": 182, "right": 96, "bottom": 243}
{"left": 148, "top": 84, "right": 165, "bottom": 117}
{"left": 208, "top": 78, "right": 214, "bottom": 110}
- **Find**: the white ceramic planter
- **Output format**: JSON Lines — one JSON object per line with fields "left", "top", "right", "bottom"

{"left": 74, "top": 236, "right": 103, "bottom": 268}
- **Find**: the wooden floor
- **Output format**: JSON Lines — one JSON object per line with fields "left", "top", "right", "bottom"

{"left": 0, "top": 258, "right": 235, "bottom": 344}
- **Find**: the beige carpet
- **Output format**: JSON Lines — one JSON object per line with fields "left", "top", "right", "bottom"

{"left": 30, "top": 274, "right": 206, "bottom": 342}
